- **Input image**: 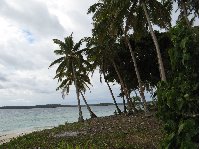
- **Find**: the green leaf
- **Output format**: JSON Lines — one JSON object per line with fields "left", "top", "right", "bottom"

{"left": 178, "top": 123, "right": 185, "bottom": 134}
{"left": 165, "top": 132, "right": 175, "bottom": 148}
{"left": 180, "top": 37, "right": 188, "bottom": 49}
{"left": 180, "top": 141, "right": 197, "bottom": 149}
{"left": 166, "top": 93, "right": 173, "bottom": 108}
{"left": 49, "top": 57, "right": 65, "bottom": 67}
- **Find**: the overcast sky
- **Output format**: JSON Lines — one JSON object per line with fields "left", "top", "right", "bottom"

{"left": 0, "top": 0, "right": 198, "bottom": 106}
{"left": 0, "top": 0, "right": 127, "bottom": 106}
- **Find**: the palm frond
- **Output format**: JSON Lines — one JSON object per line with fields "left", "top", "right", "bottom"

{"left": 49, "top": 57, "right": 65, "bottom": 68}
{"left": 56, "top": 60, "right": 67, "bottom": 74}
{"left": 87, "top": 2, "right": 104, "bottom": 14}
{"left": 54, "top": 50, "right": 65, "bottom": 55}
{"left": 64, "top": 33, "right": 74, "bottom": 51}
{"left": 73, "top": 40, "right": 82, "bottom": 52}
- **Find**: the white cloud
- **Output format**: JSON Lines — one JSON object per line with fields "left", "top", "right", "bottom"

{"left": 0, "top": 0, "right": 115, "bottom": 106}
{"left": 0, "top": 0, "right": 65, "bottom": 39}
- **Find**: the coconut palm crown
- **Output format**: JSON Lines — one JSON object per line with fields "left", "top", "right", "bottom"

{"left": 49, "top": 33, "right": 92, "bottom": 122}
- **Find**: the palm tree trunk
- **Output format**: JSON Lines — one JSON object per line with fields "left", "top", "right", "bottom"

{"left": 125, "top": 35, "right": 148, "bottom": 113}
{"left": 121, "top": 86, "right": 127, "bottom": 113}
{"left": 125, "top": 83, "right": 138, "bottom": 113}
{"left": 134, "top": 90, "right": 142, "bottom": 110}
{"left": 104, "top": 73, "right": 122, "bottom": 114}
{"left": 72, "top": 61, "right": 84, "bottom": 122}
{"left": 142, "top": 2, "right": 167, "bottom": 81}
{"left": 80, "top": 92, "right": 97, "bottom": 118}
{"left": 112, "top": 60, "right": 134, "bottom": 114}
{"left": 181, "top": 0, "right": 191, "bottom": 28}
{"left": 134, "top": 90, "right": 138, "bottom": 97}
{"left": 122, "top": 94, "right": 127, "bottom": 113}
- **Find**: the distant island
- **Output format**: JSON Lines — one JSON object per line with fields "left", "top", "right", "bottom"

{"left": 0, "top": 102, "right": 154, "bottom": 109}
{"left": 0, "top": 103, "right": 120, "bottom": 109}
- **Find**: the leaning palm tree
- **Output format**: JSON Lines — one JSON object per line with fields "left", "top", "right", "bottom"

{"left": 140, "top": 0, "right": 171, "bottom": 81}
{"left": 83, "top": 38, "right": 122, "bottom": 114}
{"left": 85, "top": 37, "right": 127, "bottom": 114}
{"left": 88, "top": 0, "right": 172, "bottom": 114}
{"left": 49, "top": 34, "right": 86, "bottom": 122}
{"left": 85, "top": 36, "right": 135, "bottom": 114}
{"left": 55, "top": 67, "right": 97, "bottom": 119}
{"left": 101, "top": 61, "right": 122, "bottom": 115}
{"left": 80, "top": 92, "right": 97, "bottom": 118}
{"left": 88, "top": 8, "right": 146, "bottom": 113}
{"left": 91, "top": 0, "right": 171, "bottom": 82}
{"left": 75, "top": 70, "right": 97, "bottom": 118}
{"left": 162, "top": 0, "right": 198, "bottom": 28}
{"left": 88, "top": 2, "right": 148, "bottom": 113}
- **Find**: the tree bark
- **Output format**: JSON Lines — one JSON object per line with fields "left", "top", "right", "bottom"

{"left": 181, "top": 0, "right": 191, "bottom": 28}
{"left": 134, "top": 90, "right": 142, "bottom": 110}
{"left": 124, "top": 35, "right": 148, "bottom": 114}
{"left": 112, "top": 60, "right": 134, "bottom": 114}
{"left": 125, "top": 83, "right": 138, "bottom": 113}
{"left": 72, "top": 61, "right": 84, "bottom": 122}
{"left": 104, "top": 73, "right": 122, "bottom": 114}
{"left": 120, "top": 86, "right": 127, "bottom": 113}
{"left": 142, "top": 2, "right": 167, "bottom": 81}
{"left": 80, "top": 92, "right": 97, "bottom": 118}
{"left": 122, "top": 91, "right": 127, "bottom": 113}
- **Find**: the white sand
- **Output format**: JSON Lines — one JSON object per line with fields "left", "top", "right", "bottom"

{"left": 0, "top": 127, "right": 54, "bottom": 145}
{"left": 0, "top": 131, "right": 32, "bottom": 145}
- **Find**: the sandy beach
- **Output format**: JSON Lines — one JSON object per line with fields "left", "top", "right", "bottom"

{"left": 0, "top": 131, "right": 32, "bottom": 145}
{"left": 0, "top": 112, "right": 166, "bottom": 148}
{"left": 0, "top": 126, "right": 55, "bottom": 145}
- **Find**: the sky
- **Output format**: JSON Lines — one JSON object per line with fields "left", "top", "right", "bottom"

{"left": 0, "top": 0, "right": 198, "bottom": 106}
{"left": 0, "top": 0, "right": 127, "bottom": 106}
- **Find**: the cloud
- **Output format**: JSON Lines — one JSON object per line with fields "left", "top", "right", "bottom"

{"left": 0, "top": 0, "right": 126, "bottom": 106}
{"left": 0, "top": 84, "right": 5, "bottom": 89}
{"left": 65, "top": 10, "right": 92, "bottom": 35}
{"left": 0, "top": 0, "right": 65, "bottom": 39}
{"left": 22, "top": 29, "right": 35, "bottom": 43}
{"left": 0, "top": 76, "right": 8, "bottom": 82}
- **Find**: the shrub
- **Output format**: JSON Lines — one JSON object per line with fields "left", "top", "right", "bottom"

{"left": 157, "top": 23, "right": 199, "bottom": 148}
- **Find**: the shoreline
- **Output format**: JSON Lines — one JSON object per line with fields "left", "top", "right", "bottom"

{"left": 0, "top": 131, "right": 30, "bottom": 145}
{"left": 0, "top": 126, "right": 54, "bottom": 145}
{"left": 0, "top": 111, "right": 165, "bottom": 148}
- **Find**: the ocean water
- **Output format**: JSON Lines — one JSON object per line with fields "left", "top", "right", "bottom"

{"left": 0, "top": 105, "right": 124, "bottom": 136}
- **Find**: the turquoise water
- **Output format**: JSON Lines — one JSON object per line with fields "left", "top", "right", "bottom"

{"left": 0, "top": 105, "right": 123, "bottom": 135}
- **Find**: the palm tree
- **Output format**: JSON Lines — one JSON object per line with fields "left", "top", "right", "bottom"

{"left": 88, "top": 4, "right": 147, "bottom": 113}
{"left": 49, "top": 34, "right": 87, "bottom": 122}
{"left": 85, "top": 37, "right": 134, "bottom": 113}
{"left": 85, "top": 35, "right": 136, "bottom": 112}
{"left": 80, "top": 92, "right": 97, "bottom": 118}
{"left": 95, "top": 0, "right": 171, "bottom": 82}
{"left": 163, "top": 0, "right": 199, "bottom": 28}
{"left": 74, "top": 70, "right": 97, "bottom": 118}
{"left": 101, "top": 64, "right": 122, "bottom": 115}
{"left": 117, "top": 24, "right": 148, "bottom": 113}
{"left": 88, "top": 0, "right": 173, "bottom": 114}
{"left": 112, "top": 59, "right": 137, "bottom": 113}
{"left": 57, "top": 66, "right": 97, "bottom": 119}
{"left": 120, "top": 86, "right": 127, "bottom": 113}
{"left": 140, "top": 1, "right": 168, "bottom": 81}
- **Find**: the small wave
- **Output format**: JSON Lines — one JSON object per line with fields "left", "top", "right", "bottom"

{"left": 32, "top": 126, "right": 55, "bottom": 131}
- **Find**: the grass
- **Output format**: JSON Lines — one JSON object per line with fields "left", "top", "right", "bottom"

{"left": 0, "top": 111, "right": 165, "bottom": 149}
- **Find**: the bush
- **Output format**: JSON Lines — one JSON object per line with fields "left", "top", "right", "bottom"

{"left": 157, "top": 23, "right": 199, "bottom": 148}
